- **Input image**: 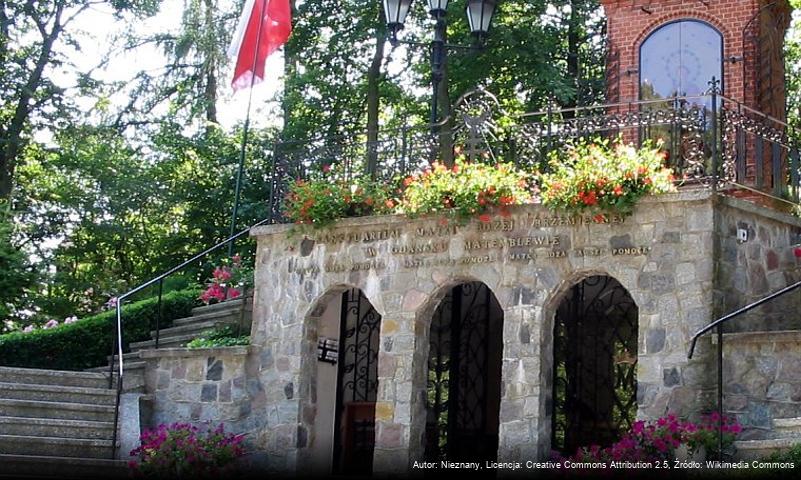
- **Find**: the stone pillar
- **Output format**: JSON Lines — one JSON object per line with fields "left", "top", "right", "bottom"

{"left": 373, "top": 311, "right": 417, "bottom": 474}
{"left": 498, "top": 304, "right": 543, "bottom": 461}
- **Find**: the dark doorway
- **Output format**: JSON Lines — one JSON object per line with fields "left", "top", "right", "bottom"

{"left": 332, "top": 289, "right": 381, "bottom": 475}
{"left": 424, "top": 282, "right": 504, "bottom": 462}
{"left": 551, "top": 276, "right": 638, "bottom": 455}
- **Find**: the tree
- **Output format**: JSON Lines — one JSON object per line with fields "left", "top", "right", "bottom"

{"left": 0, "top": 0, "right": 159, "bottom": 200}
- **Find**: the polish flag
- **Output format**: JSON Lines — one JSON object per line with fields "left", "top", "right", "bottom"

{"left": 228, "top": 0, "right": 292, "bottom": 91}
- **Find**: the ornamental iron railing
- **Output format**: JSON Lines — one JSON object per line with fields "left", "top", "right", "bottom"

{"left": 264, "top": 86, "right": 801, "bottom": 223}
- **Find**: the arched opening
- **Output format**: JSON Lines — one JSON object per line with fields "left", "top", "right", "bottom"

{"left": 424, "top": 282, "right": 504, "bottom": 462}
{"left": 639, "top": 20, "right": 724, "bottom": 169}
{"left": 551, "top": 275, "right": 638, "bottom": 455}
{"left": 640, "top": 19, "right": 723, "bottom": 101}
{"left": 312, "top": 288, "right": 381, "bottom": 475}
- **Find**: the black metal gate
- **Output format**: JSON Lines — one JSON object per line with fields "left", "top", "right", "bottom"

{"left": 552, "top": 276, "right": 638, "bottom": 454}
{"left": 424, "top": 282, "right": 503, "bottom": 462}
{"left": 333, "top": 289, "right": 381, "bottom": 474}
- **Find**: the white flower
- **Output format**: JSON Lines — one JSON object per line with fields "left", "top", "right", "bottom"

{"left": 64, "top": 316, "right": 78, "bottom": 324}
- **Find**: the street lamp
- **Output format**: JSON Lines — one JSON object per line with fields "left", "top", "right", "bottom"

{"left": 383, "top": 0, "right": 498, "bottom": 126}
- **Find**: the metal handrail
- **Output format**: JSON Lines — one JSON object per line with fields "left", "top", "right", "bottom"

{"left": 108, "top": 216, "right": 272, "bottom": 458}
{"left": 687, "top": 278, "right": 801, "bottom": 460}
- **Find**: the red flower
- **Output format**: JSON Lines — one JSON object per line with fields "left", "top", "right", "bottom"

{"left": 613, "top": 185, "right": 624, "bottom": 196}
{"left": 452, "top": 164, "right": 460, "bottom": 173}
{"left": 582, "top": 191, "right": 598, "bottom": 206}
{"left": 794, "top": 247, "right": 801, "bottom": 258}
{"left": 364, "top": 197, "right": 374, "bottom": 206}
{"left": 595, "top": 178, "right": 606, "bottom": 188}
{"left": 384, "top": 199, "right": 395, "bottom": 209}
{"left": 643, "top": 177, "right": 653, "bottom": 185}
{"left": 322, "top": 164, "right": 331, "bottom": 173}
{"left": 479, "top": 213, "right": 492, "bottom": 223}
{"left": 499, "top": 196, "right": 514, "bottom": 206}
{"left": 403, "top": 176, "right": 414, "bottom": 187}
{"left": 638, "top": 166, "right": 649, "bottom": 176}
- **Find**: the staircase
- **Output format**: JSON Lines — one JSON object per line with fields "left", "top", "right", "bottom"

{"left": 735, "top": 417, "right": 801, "bottom": 460}
{"left": 0, "top": 366, "right": 127, "bottom": 478}
{"left": 85, "top": 297, "right": 252, "bottom": 393}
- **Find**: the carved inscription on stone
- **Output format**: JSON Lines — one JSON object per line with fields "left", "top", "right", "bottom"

{"left": 303, "top": 214, "right": 648, "bottom": 273}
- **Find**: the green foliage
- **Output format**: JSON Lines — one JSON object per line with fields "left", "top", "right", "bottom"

{"left": 764, "top": 442, "right": 801, "bottom": 467}
{"left": 399, "top": 158, "right": 533, "bottom": 222}
{"left": 186, "top": 325, "right": 249, "bottom": 349}
{"left": 0, "top": 289, "right": 199, "bottom": 370}
{"left": 0, "top": 202, "right": 35, "bottom": 327}
{"left": 540, "top": 140, "right": 676, "bottom": 217}
{"left": 283, "top": 171, "right": 394, "bottom": 227}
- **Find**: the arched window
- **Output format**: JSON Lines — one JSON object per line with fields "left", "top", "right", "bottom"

{"left": 640, "top": 20, "right": 723, "bottom": 100}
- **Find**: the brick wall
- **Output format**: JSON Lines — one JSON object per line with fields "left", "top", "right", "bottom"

{"left": 600, "top": 0, "right": 792, "bottom": 189}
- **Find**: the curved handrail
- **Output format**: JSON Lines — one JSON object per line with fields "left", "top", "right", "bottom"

{"left": 108, "top": 216, "right": 272, "bottom": 458}
{"left": 687, "top": 278, "right": 801, "bottom": 359}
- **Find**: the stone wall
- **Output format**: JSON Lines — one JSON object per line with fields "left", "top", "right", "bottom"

{"left": 248, "top": 190, "right": 719, "bottom": 475}
{"left": 139, "top": 346, "right": 270, "bottom": 467}
{"left": 723, "top": 331, "right": 801, "bottom": 439}
{"left": 714, "top": 196, "right": 801, "bottom": 331}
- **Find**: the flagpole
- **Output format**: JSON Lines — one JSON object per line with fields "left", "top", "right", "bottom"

{"left": 228, "top": 0, "right": 269, "bottom": 258}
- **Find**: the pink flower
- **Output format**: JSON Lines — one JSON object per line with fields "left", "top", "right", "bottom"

{"left": 106, "top": 297, "right": 118, "bottom": 309}
{"left": 43, "top": 319, "right": 59, "bottom": 329}
{"left": 213, "top": 267, "right": 232, "bottom": 282}
{"left": 231, "top": 254, "right": 241, "bottom": 266}
{"left": 795, "top": 247, "right": 801, "bottom": 258}
{"left": 64, "top": 316, "right": 78, "bottom": 324}
{"left": 227, "top": 288, "right": 241, "bottom": 300}
{"left": 632, "top": 421, "right": 645, "bottom": 434}
{"left": 23, "top": 325, "right": 34, "bottom": 333}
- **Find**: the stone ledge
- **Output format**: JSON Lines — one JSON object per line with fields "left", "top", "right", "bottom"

{"left": 250, "top": 189, "right": 714, "bottom": 238}
{"left": 138, "top": 346, "right": 250, "bottom": 359}
{"left": 722, "top": 330, "right": 801, "bottom": 344}
{"left": 719, "top": 194, "right": 801, "bottom": 228}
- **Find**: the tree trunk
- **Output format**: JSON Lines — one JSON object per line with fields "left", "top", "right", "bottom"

{"left": 203, "top": 0, "right": 218, "bottom": 126}
{"left": 365, "top": 24, "right": 386, "bottom": 178}
{"left": 0, "top": 4, "right": 64, "bottom": 199}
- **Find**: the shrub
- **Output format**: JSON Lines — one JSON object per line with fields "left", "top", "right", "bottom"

{"left": 554, "top": 413, "right": 741, "bottom": 465}
{"left": 129, "top": 422, "right": 245, "bottom": 478}
{"left": 0, "top": 289, "right": 199, "bottom": 370}
{"left": 187, "top": 325, "right": 250, "bottom": 349}
{"left": 399, "top": 158, "right": 533, "bottom": 222}
{"left": 540, "top": 140, "right": 675, "bottom": 217}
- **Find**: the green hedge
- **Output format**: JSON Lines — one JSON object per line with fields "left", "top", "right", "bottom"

{"left": 0, "top": 289, "right": 200, "bottom": 371}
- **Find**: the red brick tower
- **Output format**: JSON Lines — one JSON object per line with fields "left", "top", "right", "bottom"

{"left": 601, "top": 0, "right": 792, "bottom": 120}
{"left": 600, "top": 0, "right": 793, "bottom": 191}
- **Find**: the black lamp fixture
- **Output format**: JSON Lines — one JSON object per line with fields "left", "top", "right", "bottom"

{"left": 382, "top": 0, "right": 498, "bottom": 125}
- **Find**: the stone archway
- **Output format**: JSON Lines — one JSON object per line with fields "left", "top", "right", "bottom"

{"left": 551, "top": 275, "right": 639, "bottom": 455}
{"left": 423, "top": 281, "right": 504, "bottom": 462}
{"left": 308, "top": 287, "right": 382, "bottom": 475}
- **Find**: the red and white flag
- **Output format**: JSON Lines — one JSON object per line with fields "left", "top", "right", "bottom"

{"left": 228, "top": 0, "right": 292, "bottom": 91}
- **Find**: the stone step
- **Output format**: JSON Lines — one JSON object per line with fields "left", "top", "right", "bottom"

{"left": 129, "top": 332, "right": 199, "bottom": 351}
{"left": 173, "top": 308, "right": 248, "bottom": 328}
{"left": 774, "top": 417, "right": 801, "bottom": 437}
{"left": 149, "top": 317, "right": 246, "bottom": 340}
{"left": 0, "top": 454, "right": 128, "bottom": 479}
{"left": 86, "top": 361, "right": 146, "bottom": 374}
{"left": 0, "top": 399, "right": 115, "bottom": 422}
{"left": 0, "top": 367, "right": 109, "bottom": 390}
{"left": 0, "top": 382, "right": 115, "bottom": 405}
{"left": 0, "top": 416, "right": 114, "bottom": 440}
{"left": 190, "top": 297, "right": 250, "bottom": 317}
{"left": 734, "top": 437, "right": 796, "bottom": 460}
{"left": 0, "top": 435, "right": 114, "bottom": 459}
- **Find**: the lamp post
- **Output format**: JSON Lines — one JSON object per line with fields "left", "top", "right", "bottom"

{"left": 382, "top": 0, "right": 498, "bottom": 126}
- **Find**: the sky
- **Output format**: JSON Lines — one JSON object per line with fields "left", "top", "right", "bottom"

{"left": 68, "top": 0, "right": 285, "bottom": 130}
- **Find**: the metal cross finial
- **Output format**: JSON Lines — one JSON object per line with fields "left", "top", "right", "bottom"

{"left": 706, "top": 77, "right": 722, "bottom": 95}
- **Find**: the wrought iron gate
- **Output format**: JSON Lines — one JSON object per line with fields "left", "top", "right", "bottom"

{"left": 425, "top": 282, "right": 503, "bottom": 461}
{"left": 552, "top": 276, "right": 638, "bottom": 454}
{"left": 333, "top": 289, "right": 381, "bottom": 474}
